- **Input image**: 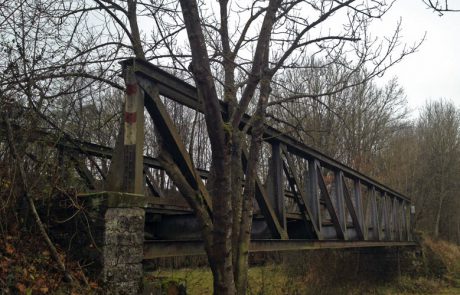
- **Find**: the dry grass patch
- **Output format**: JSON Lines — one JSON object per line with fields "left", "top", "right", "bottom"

{"left": 423, "top": 237, "right": 460, "bottom": 286}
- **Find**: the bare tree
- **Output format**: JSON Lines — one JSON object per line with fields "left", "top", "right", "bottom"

{"left": 268, "top": 63, "right": 408, "bottom": 175}
{"left": 415, "top": 100, "right": 460, "bottom": 239}
{"left": 0, "top": 0, "right": 133, "bottom": 284}
{"left": 152, "top": 1, "right": 419, "bottom": 293}
{"left": 376, "top": 100, "right": 460, "bottom": 244}
{"left": 423, "top": 0, "right": 460, "bottom": 13}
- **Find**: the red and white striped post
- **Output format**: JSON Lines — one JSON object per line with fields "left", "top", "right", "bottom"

{"left": 123, "top": 67, "right": 144, "bottom": 194}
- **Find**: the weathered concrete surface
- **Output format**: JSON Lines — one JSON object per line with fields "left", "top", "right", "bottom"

{"left": 102, "top": 207, "right": 145, "bottom": 294}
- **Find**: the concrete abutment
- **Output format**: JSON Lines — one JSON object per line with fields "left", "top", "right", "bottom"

{"left": 74, "top": 192, "right": 147, "bottom": 294}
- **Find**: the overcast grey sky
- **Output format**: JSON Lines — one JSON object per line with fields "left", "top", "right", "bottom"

{"left": 374, "top": 0, "right": 460, "bottom": 114}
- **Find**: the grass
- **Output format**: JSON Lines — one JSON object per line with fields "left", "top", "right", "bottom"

{"left": 145, "top": 238, "right": 460, "bottom": 294}
{"left": 423, "top": 237, "right": 460, "bottom": 287}
{"left": 146, "top": 265, "right": 291, "bottom": 295}
{"left": 146, "top": 267, "right": 460, "bottom": 295}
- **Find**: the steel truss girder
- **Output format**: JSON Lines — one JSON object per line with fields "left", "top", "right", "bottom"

{"left": 119, "top": 58, "right": 413, "bottom": 242}
{"left": 121, "top": 58, "right": 410, "bottom": 202}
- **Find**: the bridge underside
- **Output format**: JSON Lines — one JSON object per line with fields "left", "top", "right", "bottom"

{"left": 144, "top": 239, "right": 416, "bottom": 259}
{"left": 77, "top": 190, "right": 416, "bottom": 260}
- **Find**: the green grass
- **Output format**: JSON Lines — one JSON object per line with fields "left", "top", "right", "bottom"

{"left": 146, "top": 265, "right": 292, "bottom": 295}
{"left": 145, "top": 266, "right": 460, "bottom": 295}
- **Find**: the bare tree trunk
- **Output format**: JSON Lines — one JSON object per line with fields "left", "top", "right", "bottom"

{"left": 231, "top": 132, "right": 243, "bottom": 276}
{"left": 434, "top": 194, "right": 445, "bottom": 239}
{"left": 234, "top": 73, "right": 271, "bottom": 294}
{"left": 207, "top": 145, "right": 235, "bottom": 295}
{"left": 434, "top": 177, "right": 446, "bottom": 239}
{"left": 179, "top": 0, "right": 236, "bottom": 293}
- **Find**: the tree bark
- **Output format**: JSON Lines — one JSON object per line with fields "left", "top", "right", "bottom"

{"left": 235, "top": 72, "right": 271, "bottom": 294}
{"left": 179, "top": 1, "right": 236, "bottom": 293}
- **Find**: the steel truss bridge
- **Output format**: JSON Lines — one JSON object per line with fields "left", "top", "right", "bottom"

{"left": 4, "top": 59, "right": 416, "bottom": 259}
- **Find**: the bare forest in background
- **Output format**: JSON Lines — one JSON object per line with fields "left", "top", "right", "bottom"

{"left": 0, "top": 0, "right": 459, "bottom": 293}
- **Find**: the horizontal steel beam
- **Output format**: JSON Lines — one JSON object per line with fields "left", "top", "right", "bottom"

{"left": 143, "top": 239, "right": 417, "bottom": 259}
{"left": 0, "top": 122, "right": 210, "bottom": 178}
{"left": 121, "top": 58, "right": 410, "bottom": 202}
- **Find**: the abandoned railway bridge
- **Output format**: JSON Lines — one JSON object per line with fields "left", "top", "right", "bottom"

{"left": 5, "top": 59, "right": 417, "bottom": 292}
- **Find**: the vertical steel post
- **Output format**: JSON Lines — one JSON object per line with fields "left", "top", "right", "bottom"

{"left": 394, "top": 198, "right": 399, "bottom": 241}
{"left": 306, "top": 160, "right": 321, "bottom": 235}
{"left": 403, "top": 201, "right": 408, "bottom": 241}
{"left": 354, "top": 179, "right": 366, "bottom": 240}
{"left": 267, "top": 142, "right": 286, "bottom": 230}
{"left": 382, "top": 193, "right": 390, "bottom": 241}
{"left": 409, "top": 204, "right": 415, "bottom": 241}
{"left": 123, "top": 66, "right": 145, "bottom": 195}
{"left": 335, "top": 171, "right": 347, "bottom": 239}
{"left": 370, "top": 186, "right": 380, "bottom": 240}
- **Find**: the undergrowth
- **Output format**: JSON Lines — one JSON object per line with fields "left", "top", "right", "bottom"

{"left": 423, "top": 237, "right": 460, "bottom": 287}
{"left": 2, "top": 229, "right": 460, "bottom": 294}
{"left": 146, "top": 238, "right": 460, "bottom": 295}
{"left": 0, "top": 230, "right": 100, "bottom": 294}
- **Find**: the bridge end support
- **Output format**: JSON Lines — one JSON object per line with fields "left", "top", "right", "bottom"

{"left": 79, "top": 192, "right": 146, "bottom": 294}
{"left": 102, "top": 207, "right": 144, "bottom": 294}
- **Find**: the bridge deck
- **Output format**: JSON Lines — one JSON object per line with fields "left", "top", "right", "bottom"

{"left": 73, "top": 191, "right": 416, "bottom": 258}
{"left": 144, "top": 239, "right": 417, "bottom": 259}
